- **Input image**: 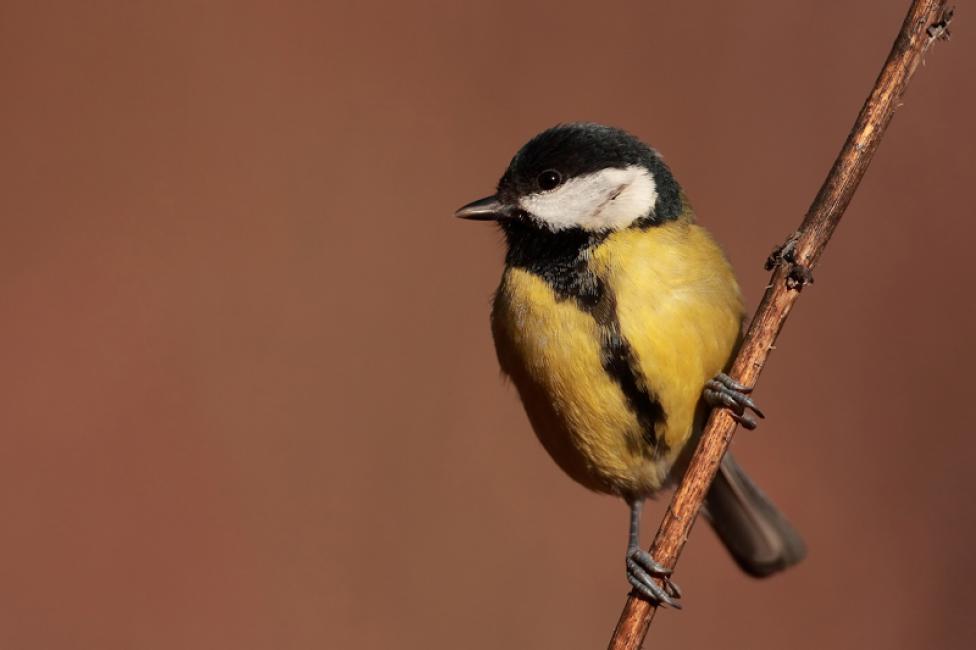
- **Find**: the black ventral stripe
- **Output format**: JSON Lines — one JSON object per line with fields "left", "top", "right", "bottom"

{"left": 592, "top": 289, "right": 667, "bottom": 453}
{"left": 601, "top": 328, "right": 666, "bottom": 451}
{"left": 501, "top": 219, "right": 667, "bottom": 452}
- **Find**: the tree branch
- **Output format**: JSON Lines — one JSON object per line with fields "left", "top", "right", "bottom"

{"left": 607, "top": 2, "right": 954, "bottom": 648}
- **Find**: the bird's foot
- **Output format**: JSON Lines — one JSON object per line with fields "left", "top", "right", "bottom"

{"left": 704, "top": 373, "right": 765, "bottom": 430}
{"left": 626, "top": 547, "right": 682, "bottom": 608}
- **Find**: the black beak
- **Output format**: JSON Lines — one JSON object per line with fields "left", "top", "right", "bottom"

{"left": 454, "top": 195, "right": 514, "bottom": 221}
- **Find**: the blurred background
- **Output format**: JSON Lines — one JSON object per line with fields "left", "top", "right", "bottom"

{"left": 1, "top": 1, "right": 973, "bottom": 648}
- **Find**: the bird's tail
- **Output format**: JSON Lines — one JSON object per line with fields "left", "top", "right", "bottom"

{"left": 704, "top": 453, "right": 806, "bottom": 578}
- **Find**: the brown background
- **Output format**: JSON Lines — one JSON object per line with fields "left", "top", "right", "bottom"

{"left": 1, "top": 1, "right": 974, "bottom": 648}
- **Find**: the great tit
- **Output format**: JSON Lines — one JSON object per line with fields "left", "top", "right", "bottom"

{"left": 456, "top": 123, "right": 805, "bottom": 607}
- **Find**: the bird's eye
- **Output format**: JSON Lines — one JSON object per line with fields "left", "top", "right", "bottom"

{"left": 537, "top": 170, "right": 562, "bottom": 191}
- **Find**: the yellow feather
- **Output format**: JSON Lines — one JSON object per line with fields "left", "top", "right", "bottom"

{"left": 491, "top": 211, "right": 743, "bottom": 498}
{"left": 592, "top": 218, "right": 743, "bottom": 459}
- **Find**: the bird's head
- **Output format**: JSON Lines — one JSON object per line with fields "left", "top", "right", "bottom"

{"left": 455, "top": 123, "right": 683, "bottom": 234}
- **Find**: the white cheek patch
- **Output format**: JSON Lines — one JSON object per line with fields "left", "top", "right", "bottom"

{"left": 518, "top": 165, "right": 658, "bottom": 232}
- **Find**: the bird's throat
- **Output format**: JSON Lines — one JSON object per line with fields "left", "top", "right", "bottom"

{"left": 501, "top": 220, "right": 606, "bottom": 310}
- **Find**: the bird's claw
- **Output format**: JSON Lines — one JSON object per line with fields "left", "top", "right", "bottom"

{"left": 626, "top": 548, "right": 682, "bottom": 609}
{"left": 704, "top": 373, "right": 765, "bottom": 430}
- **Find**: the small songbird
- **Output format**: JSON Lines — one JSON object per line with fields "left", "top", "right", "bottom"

{"left": 456, "top": 123, "right": 805, "bottom": 606}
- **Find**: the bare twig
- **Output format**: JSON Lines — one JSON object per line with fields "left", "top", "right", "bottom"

{"left": 607, "top": 1, "right": 954, "bottom": 648}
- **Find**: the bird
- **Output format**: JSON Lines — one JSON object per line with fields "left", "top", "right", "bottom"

{"left": 455, "top": 122, "right": 805, "bottom": 607}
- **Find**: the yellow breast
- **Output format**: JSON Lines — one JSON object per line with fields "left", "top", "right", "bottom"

{"left": 491, "top": 217, "right": 743, "bottom": 498}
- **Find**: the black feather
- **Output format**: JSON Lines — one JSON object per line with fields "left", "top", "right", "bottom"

{"left": 497, "top": 123, "right": 682, "bottom": 224}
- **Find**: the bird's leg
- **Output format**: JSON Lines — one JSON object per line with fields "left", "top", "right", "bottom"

{"left": 703, "top": 372, "right": 766, "bottom": 430}
{"left": 625, "top": 499, "right": 682, "bottom": 608}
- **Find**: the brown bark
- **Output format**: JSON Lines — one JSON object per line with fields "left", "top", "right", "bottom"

{"left": 607, "top": 2, "right": 954, "bottom": 648}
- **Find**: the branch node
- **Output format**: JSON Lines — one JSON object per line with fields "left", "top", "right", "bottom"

{"left": 765, "top": 231, "right": 814, "bottom": 290}
{"left": 764, "top": 231, "right": 798, "bottom": 271}
{"left": 927, "top": 7, "right": 954, "bottom": 41}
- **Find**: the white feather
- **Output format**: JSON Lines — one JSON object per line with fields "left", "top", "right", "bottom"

{"left": 518, "top": 165, "right": 658, "bottom": 232}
